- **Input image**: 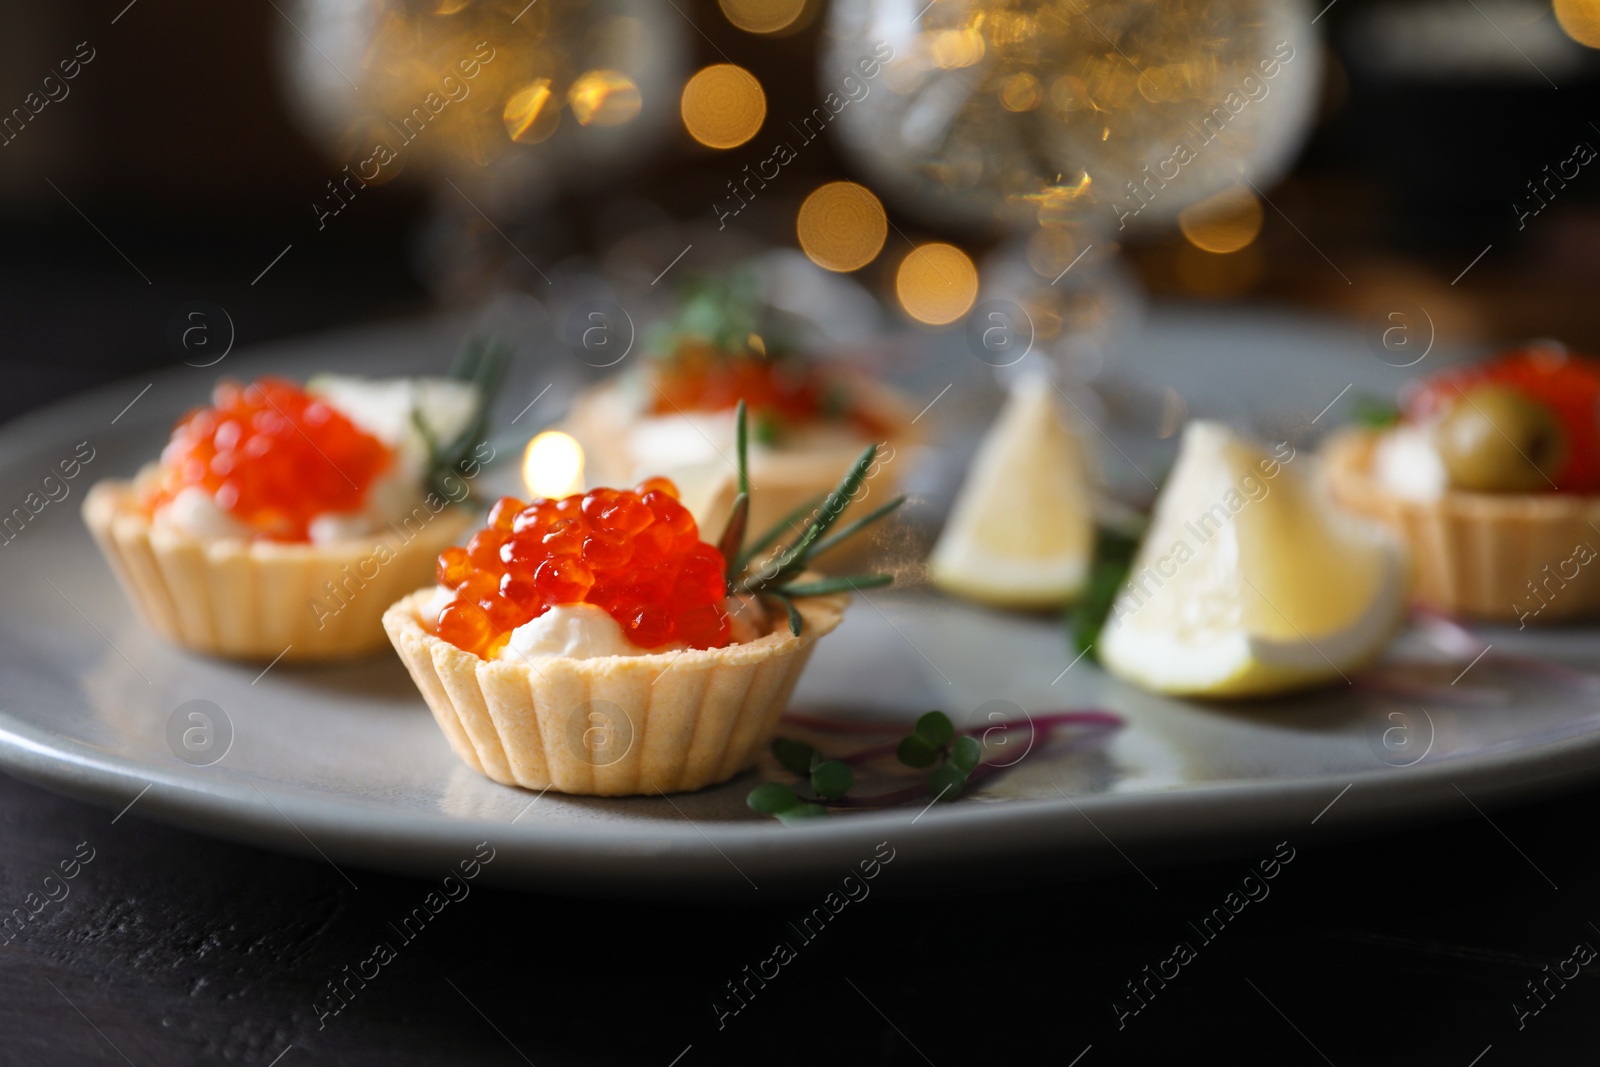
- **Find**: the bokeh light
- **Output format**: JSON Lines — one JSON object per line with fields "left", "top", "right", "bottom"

{"left": 1174, "top": 241, "right": 1263, "bottom": 297}
{"left": 1025, "top": 226, "right": 1092, "bottom": 279}
{"left": 523, "top": 431, "right": 586, "bottom": 499}
{"left": 796, "top": 182, "right": 888, "bottom": 272}
{"left": 927, "top": 28, "right": 986, "bottom": 69}
{"left": 998, "top": 72, "right": 1043, "bottom": 112}
{"left": 569, "top": 69, "right": 642, "bottom": 127}
{"left": 1178, "top": 186, "right": 1264, "bottom": 254}
{"left": 680, "top": 64, "right": 766, "bottom": 149}
{"left": 503, "top": 79, "right": 560, "bottom": 144}
{"left": 896, "top": 243, "right": 979, "bottom": 325}
{"left": 1555, "top": 0, "right": 1600, "bottom": 48}
{"left": 718, "top": 0, "right": 807, "bottom": 35}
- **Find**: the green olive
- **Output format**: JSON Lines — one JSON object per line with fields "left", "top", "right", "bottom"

{"left": 1435, "top": 384, "right": 1567, "bottom": 492}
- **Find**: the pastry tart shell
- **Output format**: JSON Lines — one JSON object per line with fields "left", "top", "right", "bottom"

{"left": 381, "top": 587, "right": 848, "bottom": 796}
{"left": 564, "top": 376, "right": 921, "bottom": 546}
{"left": 1324, "top": 430, "right": 1600, "bottom": 623}
{"left": 82, "top": 479, "right": 474, "bottom": 661}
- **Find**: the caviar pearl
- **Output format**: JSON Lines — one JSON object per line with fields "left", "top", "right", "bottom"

{"left": 431, "top": 481, "right": 734, "bottom": 658}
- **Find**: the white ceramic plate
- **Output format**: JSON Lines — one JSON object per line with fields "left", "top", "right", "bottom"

{"left": 2, "top": 310, "right": 1597, "bottom": 897}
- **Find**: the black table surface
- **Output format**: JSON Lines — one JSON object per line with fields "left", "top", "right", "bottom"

{"left": 2, "top": 763, "right": 1596, "bottom": 1065}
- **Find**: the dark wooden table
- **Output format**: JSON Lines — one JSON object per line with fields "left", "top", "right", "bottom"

{"left": 2, "top": 764, "right": 1595, "bottom": 1066}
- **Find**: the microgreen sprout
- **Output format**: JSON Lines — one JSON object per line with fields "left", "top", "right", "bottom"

{"left": 746, "top": 709, "right": 1123, "bottom": 821}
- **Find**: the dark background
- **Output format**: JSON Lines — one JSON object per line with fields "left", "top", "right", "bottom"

{"left": 4, "top": 770, "right": 1597, "bottom": 1064}
{"left": 3, "top": 0, "right": 1599, "bottom": 1062}
{"left": 7, "top": 0, "right": 1600, "bottom": 422}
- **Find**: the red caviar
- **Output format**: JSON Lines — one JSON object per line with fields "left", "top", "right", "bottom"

{"left": 144, "top": 377, "right": 394, "bottom": 541}
{"left": 1406, "top": 346, "right": 1600, "bottom": 492}
{"left": 650, "top": 344, "right": 888, "bottom": 437}
{"left": 432, "top": 479, "right": 732, "bottom": 658}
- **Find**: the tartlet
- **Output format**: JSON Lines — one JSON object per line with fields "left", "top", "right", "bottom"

{"left": 567, "top": 374, "right": 917, "bottom": 538}
{"left": 1326, "top": 429, "right": 1600, "bottom": 623}
{"left": 1325, "top": 344, "right": 1600, "bottom": 624}
{"left": 86, "top": 475, "right": 472, "bottom": 661}
{"left": 84, "top": 358, "right": 501, "bottom": 661}
{"left": 384, "top": 584, "right": 845, "bottom": 795}
{"left": 562, "top": 269, "right": 919, "bottom": 539}
{"left": 387, "top": 403, "right": 898, "bottom": 796}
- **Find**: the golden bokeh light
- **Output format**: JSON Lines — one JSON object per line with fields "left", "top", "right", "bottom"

{"left": 718, "top": 0, "right": 807, "bottom": 35}
{"left": 1048, "top": 75, "right": 1091, "bottom": 113}
{"left": 569, "top": 69, "right": 642, "bottom": 127}
{"left": 796, "top": 182, "right": 888, "bottom": 272}
{"left": 1555, "top": 0, "right": 1600, "bottom": 48}
{"left": 928, "top": 28, "right": 986, "bottom": 69}
{"left": 895, "top": 243, "right": 979, "bottom": 326}
{"left": 432, "top": 0, "right": 471, "bottom": 13}
{"left": 503, "top": 79, "right": 560, "bottom": 144}
{"left": 523, "top": 431, "right": 586, "bottom": 499}
{"left": 1174, "top": 241, "right": 1263, "bottom": 297}
{"left": 680, "top": 64, "right": 766, "bottom": 149}
{"left": 1025, "top": 226, "right": 1092, "bottom": 279}
{"left": 999, "top": 72, "right": 1043, "bottom": 112}
{"left": 1178, "top": 186, "right": 1264, "bottom": 254}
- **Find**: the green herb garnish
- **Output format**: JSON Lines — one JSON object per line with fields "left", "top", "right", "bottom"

{"left": 747, "top": 711, "right": 981, "bottom": 820}
{"left": 414, "top": 336, "right": 509, "bottom": 502}
{"left": 753, "top": 411, "right": 784, "bottom": 446}
{"left": 900, "top": 712, "right": 978, "bottom": 802}
{"left": 1069, "top": 525, "right": 1141, "bottom": 660}
{"left": 647, "top": 268, "right": 792, "bottom": 358}
{"left": 1349, "top": 394, "right": 1401, "bottom": 429}
{"left": 716, "top": 400, "right": 902, "bottom": 636}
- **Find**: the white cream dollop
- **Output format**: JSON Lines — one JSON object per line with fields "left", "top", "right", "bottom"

{"left": 154, "top": 485, "right": 255, "bottom": 540}
{"left": 1372, "top": 424, "right": 1449, "bottom": 501}
{"left": 307, "top": 512, "right": 372, "bottom": 545}
{"left": 497, "top": 603, "right": 687, "bottom": 661}
{"left": 626, "top": 411, "right": 739, "bottom": 471}
{"left": 424, "top": 584, "right": 456, "bottom": 620}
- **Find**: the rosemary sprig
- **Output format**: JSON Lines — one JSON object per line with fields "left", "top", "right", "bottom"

{"left": 769, "top": 591, "right": 803, "bottom": 641}
{"left": 714, "top": 400, "right": 902, "bottom": 636}
{"left": 716, "top": 493, "right": 749, "bottom": 578}
{"left": 734, "top": 491, "right": 826, "bottom": 573}
{"left": 809, "top": 495, "right": 906, "bottom": 560}
{"left": 735, "top": 394, "right": 751, "bottom": 497}
{"left": 715, "top": 403, "right": 754, "bottom": 575}
{"left": 749, "top": 442, "right": 878, "bottom": 588}
{"left": 416, "top": 336, "right": 509, "bottom": 502}
{"left": 777, "top": 575, "right": 893, "bottom": 597}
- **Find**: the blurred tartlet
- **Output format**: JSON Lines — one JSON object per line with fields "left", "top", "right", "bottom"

{"left": 563, "top": 270, "right": 918, "bottom": 542}
{"left": 84, "top": 351, "right": 501, "bottom": 660}
{"left": 1326, "top": 344, "right": 1600, "bottom": 623}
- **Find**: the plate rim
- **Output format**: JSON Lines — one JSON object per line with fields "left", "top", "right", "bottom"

{"left": 2, "top": 704, "right": 1597, "bottom": 895}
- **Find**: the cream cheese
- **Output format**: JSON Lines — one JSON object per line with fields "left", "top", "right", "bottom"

{"left": 498, "top": 603, "right": 688, "bottom": 661}
{"left": 1372, "top": 424, "right": 1449, "bottom": 501}
{"left": 153, "top": 485, "right": 255, "bottom": 540}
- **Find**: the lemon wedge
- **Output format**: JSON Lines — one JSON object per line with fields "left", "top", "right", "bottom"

{"left": 930, "top": 378, "right": 1095, "bottom": 608}
{"left": 1099, "top": 421, "right": 1405, "bottom": 698}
